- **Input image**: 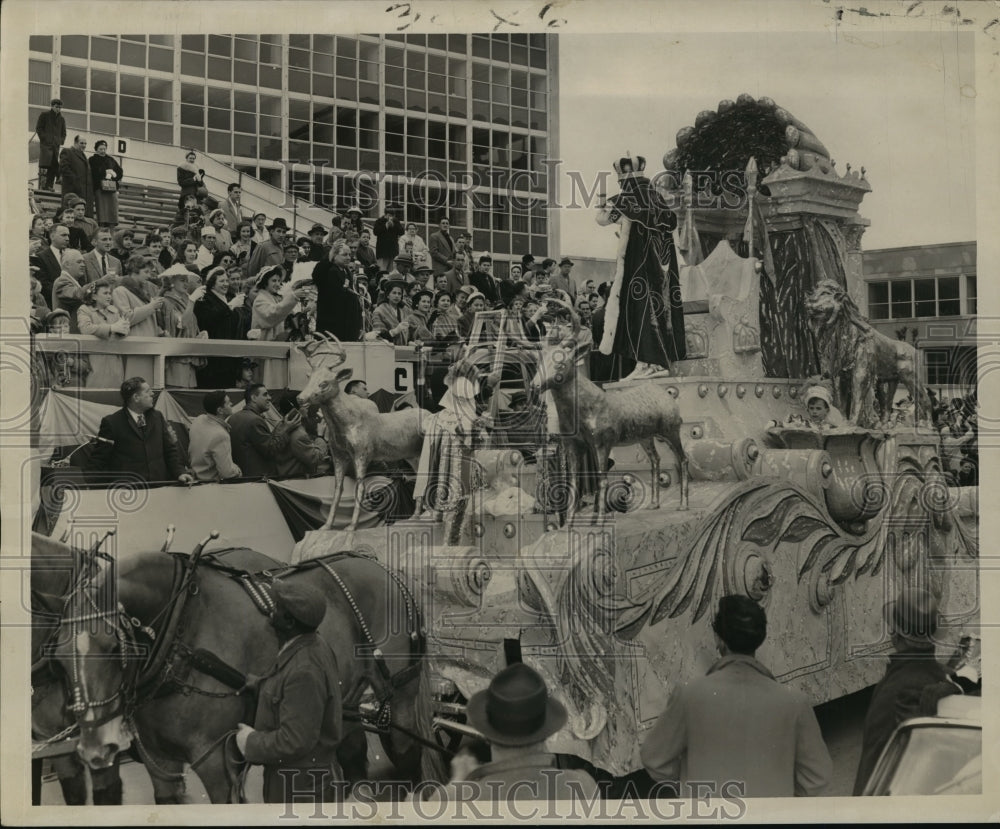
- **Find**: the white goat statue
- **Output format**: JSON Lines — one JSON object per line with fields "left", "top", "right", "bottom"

{"left": 530, "top": 299, "right": 689, "bottom": 520}
{"left": 296, "top": 333, "right": 425, "bottom": 534}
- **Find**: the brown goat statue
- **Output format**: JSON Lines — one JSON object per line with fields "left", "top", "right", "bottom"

{"left": 296, "top": 332, "right": 425, "bottom": 535}
{"left": 530, "top": 300, "right": 689, "bottom": 521}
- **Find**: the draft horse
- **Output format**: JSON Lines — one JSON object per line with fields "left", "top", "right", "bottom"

{"left": 30, "top": 532, "right": 179, "bottom": 803}
{"left": 48, "top": 534, "right": 445, "bottom": 804}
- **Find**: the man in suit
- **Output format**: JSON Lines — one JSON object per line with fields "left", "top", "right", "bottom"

{"left": 83, "top": 229, "right": 123, "bottom": 285}
{"left": 228, "top": 384, "right": 293, "bottom": 478}
{"left": 36, "top": 223, "right": 71, "bottom": 299}
{"left": 428, "top": 215, "right": 455, "bottom": 277}
{"left": 85, "top": 377, "right": 195, "bottom": 485}
{"left": 372, "top": 205, "right": 405, "bottom": 273}
{"left": 35, "top": 99, "right": 66, "bottom": 191}
{"left": 71, "top": 199, "right": 99, "bottom": 247}
{"left": 442, "top": 249, "right": 470, "bottom": 297}
{"left": 551, "top": 257, "right": 578, "bottom": 301}
{"left": 59, "top": 136, "right": 95, "bottom": 218}
{"left": 247, "top": 218, "right": 288, "bottom": 278}
{"left": 469, "top": 254, "right": 501, "bottom": 306}
{"left": 219, "top": 182, "right": 245, "bottom": 236}
{"left": 51, "top": 249, "right": 89, "bottom": 332}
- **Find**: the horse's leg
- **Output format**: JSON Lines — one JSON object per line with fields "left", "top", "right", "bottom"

{"left": 52, "top": 754, "right": 88, "bottom": 805}
{"left": 336, "top": 727, "right": 369, "bottom": 796}
{"left": 189, "top": 744, "right": 242, "bottom": 804}
{"left": 90, "top": 756, "right": 123, "bottom": 805}
{"left": 324, "top": 462, "right": 347, "bottom": 531}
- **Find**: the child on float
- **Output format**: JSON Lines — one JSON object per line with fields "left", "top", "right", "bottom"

{"left": 804, "top": 385, "right": 845, "bottom": 430}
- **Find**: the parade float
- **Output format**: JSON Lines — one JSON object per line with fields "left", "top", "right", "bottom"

{"left": 291, "top": 95, "right": 979, "bottom": 777}
{"left": 31, "top": 95, "right": 979, "bottom": 784}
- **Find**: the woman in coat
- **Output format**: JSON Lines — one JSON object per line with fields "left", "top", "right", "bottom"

{"left": 193, "top": 267, "right": 245, "bottom": 388}
{"left": 250, "top": 266, "right": 309, "bottom": 389}
{"left": 76, "top": 280, "right": 128, "bottom": 388}
{"left": 176, "top": 149, "right": 205, "bottom": 210}
{"left": 89, "top": 140, "right": 123, "bottom": 226}
{"left": 370, "top": 280, "right": 409, "bottom": 345}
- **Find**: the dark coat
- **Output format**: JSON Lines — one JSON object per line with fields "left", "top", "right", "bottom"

{"left": 35, "top": 247, "right": 63, "bottom": 299}
{"left": 35, "top": 110, "right": 67, "bottom": 166}
{"left": 853, "top": 652, "right": 957, "bottom": 794}
{"left": 85, "top": 407, "right": 186, "bottom": 484}
{"left": 312, "top": 260, "right": 363, "bottom": 341}
{"left": 372, "top": 216, "right": 404, "bottom": 260}
{"left": 469, "top": 269, "right": 500, "bottom": 305}
{"left": 228, "top": 408, "right": 288, "bottom": 478}
{"left": 59, "top": 146, "right": 96, "bottom": 212}
{"left": 244, "top": 632, "right": 343, "bottom": 804}
{"left": 194, "top": 291, "right": 241, "bottom": 340}
{"left": 89, "top": 153, "right": 123, "bottom": 193}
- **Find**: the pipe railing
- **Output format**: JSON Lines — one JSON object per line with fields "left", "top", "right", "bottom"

{"left": 27, "top": 133, "right": 342, "bottom": 239}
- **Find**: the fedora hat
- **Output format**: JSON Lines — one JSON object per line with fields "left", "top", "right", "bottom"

{"left": 393, "top": 252, "right": 414, "bottom": 265}
{"left": 267, "top": 217, "right": 290, "bottom": 231}
{"left": 466, "top": 663, "right": 566, "bottom": 747}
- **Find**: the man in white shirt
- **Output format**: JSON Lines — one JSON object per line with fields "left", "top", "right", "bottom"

{"left": 196, "top": 227, "right": 218, "bottom": 271}
{"left": 188, "top": 391, "right": 242, "bottom": 481}
{"left": 83, "top": 229, "right": 122, "bottom": 285}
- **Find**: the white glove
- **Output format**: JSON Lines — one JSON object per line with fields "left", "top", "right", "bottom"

{"left": 235, "top": 722, "right": 254, "bottom": 755}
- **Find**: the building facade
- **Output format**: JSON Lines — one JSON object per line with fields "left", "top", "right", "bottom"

{"left": 864, "top": 241, "right": 977, "bottom": 389}
{"left": 29, "top": 32, "right": 558, "bottom": 272}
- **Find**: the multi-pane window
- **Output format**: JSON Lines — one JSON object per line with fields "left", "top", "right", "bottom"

{"left": 869, "top": 277, "right": 966, "bottom": 320}
{"left": 967, "top": 276, "right": 977, "bottom": 315}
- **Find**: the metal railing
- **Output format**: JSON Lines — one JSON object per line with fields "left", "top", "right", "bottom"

{"left": 28, "top": 133, "right": 340, "bottom": 239}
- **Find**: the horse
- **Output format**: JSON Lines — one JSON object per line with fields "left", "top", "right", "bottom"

{"left": 47, "top": 537, "right": 446, "bottom": 804}
{"left": 30, "top": 532, "right": 180, "bottom": 804}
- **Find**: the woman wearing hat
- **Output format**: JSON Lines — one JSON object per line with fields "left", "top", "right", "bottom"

{"left": 88, "top": 140, "right": 123, "bottom": 226}
{"left": 439, "top": 663, "right": 597, "bottom": 801}
{"left": 251, "top": 266, "right": 312, "bottom": 387}
{"left": 76, "top": 280, "right": 128, "bottom": 387}
{"left": 370, "top": 279, "right": 409, "bottom": 345}
{"left": 206, "top": 208, "right": 233, "bottom": 252}
{"left": 193, "top": 267, "right": 246, "bottom": 388}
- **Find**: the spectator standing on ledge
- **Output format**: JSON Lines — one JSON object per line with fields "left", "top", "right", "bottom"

{"left": 85, "top": 377, "right": 194, "bottom": 485}
{"left": 176, "top": 149, "right": 206, "bottom": 210}
{"left": 188, "top": 390, "right": 242, "bottom": 482}
{"left": 59, "top": 135, "right": 94, "bottom": 217}
{"left": 853, "top": 587, "right": 961, "bottom": 794}
{"left": 89, "top": 140, "right": 123, "bottom": 226}
{"left": 35, "top": 98, "right": 66, "bottom": 191}
{"left": 641, "top": 594, "right": 832, "bottom": 798}
{"left": 373, "top": 204, "right": 405, "bottom": 272}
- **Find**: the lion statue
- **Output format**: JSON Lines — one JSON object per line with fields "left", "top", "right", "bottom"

{"left": 805, "top": 280, "right": 927, "bottom": 428}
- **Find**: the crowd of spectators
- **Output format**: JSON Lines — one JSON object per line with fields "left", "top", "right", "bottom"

{"left": 30, "top": 140, "right": 608, "bottom": 396}
{"left": 929, "top": 389, "right": 978, "bottom": 486}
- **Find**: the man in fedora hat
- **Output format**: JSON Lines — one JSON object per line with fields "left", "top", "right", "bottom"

{"left": 641, "top": 594, "right": 831, "bottom": 797}
{"left": 448, "top": 662, "right": 598, "bottom": 801}
{"left": 551, "top": 257, "right": 577, "bottom": 301}
{"left": 236, "top": 580, "right": 343, "bottom": 804}
{"left": 853, "top": 586, "right": 959, "bottom": 794}
{"left": 36, "top": 98, "right": 66, "bottom": 191}
{"left": 248, "top": 217, "right": 289, "bottom": 277}
{"left": 388, "top": 251, "right": 415, "bottom": 284}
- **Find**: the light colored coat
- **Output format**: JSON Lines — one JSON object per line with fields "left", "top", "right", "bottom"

{"left": 188, "top": 413, "right": 242, "bottom": 481}
{"left": 640, "top": 654, "right": 832, "bottom": 798}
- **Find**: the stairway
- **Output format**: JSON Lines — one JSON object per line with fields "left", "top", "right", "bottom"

{"left": 32, "top": 182, "right": 184, "bottom": 243}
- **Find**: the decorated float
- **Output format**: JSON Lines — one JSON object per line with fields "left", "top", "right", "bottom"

{"left": 290, "top": 94, "right": 979, "bottom": 777}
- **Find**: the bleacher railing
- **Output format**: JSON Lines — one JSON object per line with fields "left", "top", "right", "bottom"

{"left": 28, "top": 133, "right": 339, "bottom": 239}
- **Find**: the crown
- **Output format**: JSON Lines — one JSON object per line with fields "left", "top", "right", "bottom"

{"left": 613, "top": 153, "right": 646, "bottom": 180}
